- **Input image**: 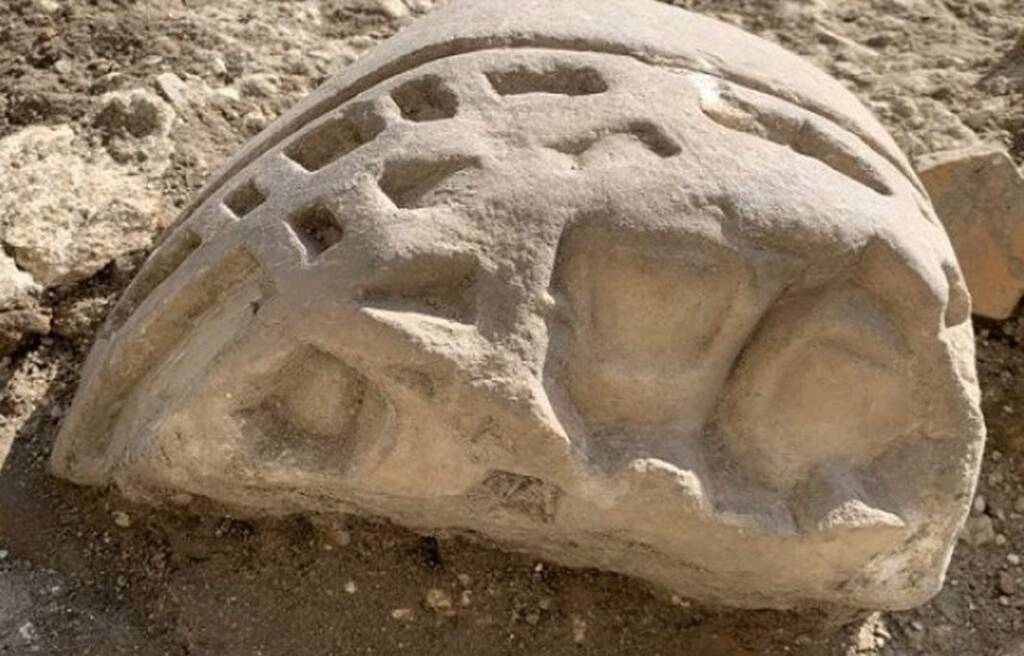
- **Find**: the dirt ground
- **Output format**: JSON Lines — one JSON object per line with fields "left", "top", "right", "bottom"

{"left": 2, "top": 0, "right": 1024, "bottom": 654}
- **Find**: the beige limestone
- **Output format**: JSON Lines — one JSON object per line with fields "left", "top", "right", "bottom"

{"left": 51, "top": 0, "right": 984, "bottom": 610}
{"left": 0, "top": 251, "right": 48, "bottom": 357}
{"left": 917, "top": 145, "right": 1024, "bottom": 320}
{"left": 0, "top": 124, "right": 170, "bottom": 286}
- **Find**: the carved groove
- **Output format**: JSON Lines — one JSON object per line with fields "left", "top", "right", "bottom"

{"left": 486, "top": 65, "right": 608, "bottom": 96}
{"left": 68, "top": 248, "right": 266, "bottom": 469}
{"left": 378, "top": 156, "right": 480, "bottom": 209}
{"left": 109, "top": 230, "right": 202, "bottom": 331}
{"left": 109, "top": 249, "right": 264, "bottom": 383}
{"left": 360, "top": 253, "right": 479, "bottom": 324}
{"left": 701, "top": 95, "right": 893, "bottom": 195}
{"left": 391, "top": 75, "right": 458, "bottom": 122}
{"left": 550, "top": 121, "right": 681, "bottom": 159}
{"left": 179, "top": 41, "right": 922, "bottom": 233}
{"left": 285, "top": 104, "right": 386, "bottom": 172}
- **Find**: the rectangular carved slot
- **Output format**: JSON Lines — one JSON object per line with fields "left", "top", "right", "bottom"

{"left": 391, "top": 75, "right": 458, "bottom": 122}
{"left": 486, "top": 65, "right": 608, "bottom": 97}
{"left": 289, "top": 203, "right": 344, "bottom": 258}
{"left": 224, "top": 179, "right": 267, "bottom": 218}
{"left": 378, "top": 156, "right": 479, "bottom": 209}
{"left": 285, "top": 106, "right": 385, "bottom": 172}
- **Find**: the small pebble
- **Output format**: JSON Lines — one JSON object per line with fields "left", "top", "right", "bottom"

{"left": 169, "top": 493, "right": 193, "bottom": 507}
{"left": 391, "top": 608, "right": 414, "bottom": 622}
{"left": 456, "top": 573, "right": 472, "bottom": 587}
{"left": 208, "top": 56, "right": 228, "bottom": 78}
{"left": 154, "top": 72, "right": 189, "bottom": 108}
{"left": 33, "top": 0, "right": 59, "bottom": 14}
{"left": 959, "top": 515, "right": 996, "bottom": 547}
{"left": 18, "top": 621, "right": 37, "bottom": 642}
{"left": 239, "top": 74, "right": 280, "bottom": 99}
{"left": 671, "top": 595, "right": 692, "bottom": 607}
{"left": 996, "top": 534, "right": 1008, "bottom": 547}
{"left": 571, "top": 615, "right": 588, "bottom": 643}
{"left": 1008, "top": 554, "right": 1021, "bottom": 566}
{"left": 1014, "top": 497, "right": 1024, "bottom": 514}
{"left": 972, "top": 494, "right": 987, "bottom": 516}
{"left": 999, "top": 571, "right": 1018, "bottom": 596}
{"left": 425, "top": 588, "right": 455, "bottom": 616}
{"left": 343, "top": 581, "right": 357, "bottom": 594}
{"left": 112, "top": 511, "right": 132, "bottom": 528}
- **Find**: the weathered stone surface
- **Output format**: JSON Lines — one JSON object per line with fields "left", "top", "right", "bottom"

{"left": 917, "top": 145, "right": 1024, "bottom": 320}
{"left": 0, "top": 125, "right": 170, "bottom": 286}
{"left": 94, "top": 89, "right": 177, "bottom": 172}
{"left": 0, "top": 252, "right": 48, "bottom": 357}
{"left": 154, "top": 73, "right": 190, "bottom": 109}
{"left": 0, "top": 251, "right": 40, "bottom": 312}
{"left": 50, "top": 0, "right": 984, "bottom": 611}
{"left": 94, "top": 89, "right": 175, "bottom": 142}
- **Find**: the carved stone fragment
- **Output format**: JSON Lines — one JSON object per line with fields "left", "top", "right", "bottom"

{"left": 50, "top": 0, "right": 984, "bottom": 610}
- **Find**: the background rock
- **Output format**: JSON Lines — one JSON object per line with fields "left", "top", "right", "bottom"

{"left": 0, "top": 124, "right": 171, "bottom": 287}
{"left": 0, "top": 252, "right": 48, "bottom": 357}
{"left": 918, "top": 145, "right": 1024, "bottom": 320}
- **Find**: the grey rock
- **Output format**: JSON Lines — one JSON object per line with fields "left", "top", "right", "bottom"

{"left": 959, "top": 515, "right": 997, "bottom": 547}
